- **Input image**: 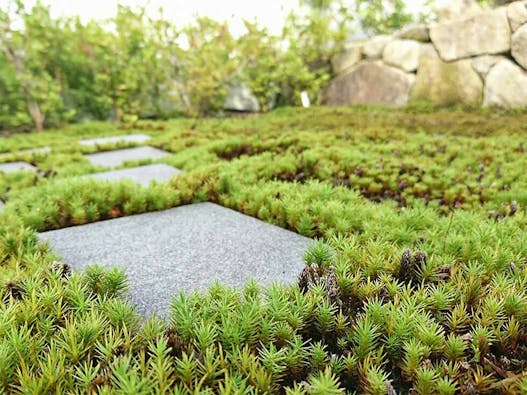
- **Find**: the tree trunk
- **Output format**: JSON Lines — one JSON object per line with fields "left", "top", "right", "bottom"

{"left": 27, "top": 98, "right": 44, "bottom": 132}
{"left": 113, "top": 101, "right": 122, "bottom": 123}
{"left": 1, "top": 33, "right": 45, "bottom": 131}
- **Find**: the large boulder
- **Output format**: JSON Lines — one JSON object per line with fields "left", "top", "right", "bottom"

{"left": 471, "top": 55, "right": 504, "bottom": 78}
{"left": 411, "top": 44, "right": 483, "bottom": 106}
{"left": 331, "top": 43, "right": 363, "bottom": 74}
{"left": 362, "top": 35, "right": 393, "bottom": 59}
{"left": 395, "top": 24, "right": 430, "bottom": 42}
{"left": 507, "top": 0, "right": 527, "bottom": 32}
{"left": 383, "top": 39, "right": 421, "bottom": 72}
{"left": 430, "top": 8, "right": 511, "bottom": 61}
{"left": 512, "top": 24, "right": 527, "bottom": 69}
{"left": 435, "top": 0, "right": 483, "bottom": 21}
{"left": 484, "top": 59, "right": 527, "bottom": 108}
{"left": 223, "top": 84, "right": 260, "bottom": 112}
{"left": 322, "top": 61, "right": 415, "bottom": 106}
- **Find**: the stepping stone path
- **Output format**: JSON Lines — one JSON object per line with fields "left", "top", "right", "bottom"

{"left": 87, "top": 146, "right": 171, "bottom": 168}
{"left": 79, "top": 134, "right": 151, "bottom": 146}
{"left": 11, "top": 133, "right": 311, "bottom": 319}
{"left": 0, "top": 161, "right": 37, "bottom": 173}
{"left": 81, "top": 164, "right": 181, "bottom": 186}
{"left": 39, "top": 203, "right": 311, "bottom": 317}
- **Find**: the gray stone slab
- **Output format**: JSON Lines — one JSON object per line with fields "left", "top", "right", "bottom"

{"left": 38, "top": 202, "right": 311, "bottom": 317}
{"left": 81, "top": 164, "right": 181, "bottom": 186}
{"left": 79, "top": 134, "right": 151, "bottom": 147}
{"left": 20, "top": 146, "right": 51, "bottom": 155}
{"left": 86, "top": 146, "right": 171, "bottom": 168}
{"left": 0, "top": 146, "right": 51, "bottom": 159}
{"left": 0, "top": 161, "right": 37, "bottom": 173}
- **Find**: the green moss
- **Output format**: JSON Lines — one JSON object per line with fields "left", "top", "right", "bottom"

{"left": 1, "top": 106, "right": 527, "bottom": 393}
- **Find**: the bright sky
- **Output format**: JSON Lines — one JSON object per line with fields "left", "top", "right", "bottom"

{"left": 30, "top": 0, "right": 428, "bottom": 36}
{"left": 42, "top": 0, "right": 297, "bottom": 36}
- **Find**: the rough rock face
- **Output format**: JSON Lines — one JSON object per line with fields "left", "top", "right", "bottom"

{"left": 383, "top": 39, "right": 421, "bottom": 72}
{"left": 331, "top": 44, "right": 362, "bottom": 74}
{"left": 362, "top": 35, "right": 393, "bottom": 59}
{"left": 322, "top": 1, "right": 527, "bottom": 109}
{"left": 508, "top": 1, "right": 527, "bottom": 32}
{"left": 484, "top": 59, "right": 527, "bottom": 107}
{"left": 471, "top": 55, "right": 504, "bottom": 77}
{"left": 512, "top": 24, "right": 527, "bottom": 69}
{"left": 322, "top": 61, "right": 415, "bottom": 106}
{"left": 395, "top": 24, "right": 430, "bottom": 42}
{"left": 223, "top": 84, "right": 260, "bottom": 112}
{"left": 411, "top": 44, "right": 483, "bottom": 106}
{"left": 436, "top": 0, "right": 482, "bottom": 21}
{"left": 430, "top": 8, "right": 511, "bottom": 61}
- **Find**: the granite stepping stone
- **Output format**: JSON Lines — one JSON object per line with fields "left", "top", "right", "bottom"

{"left": 19, "top": 146, "right": 51, "bottom": 155}
{"left": 0, "top": 146, "right": 51, "bottom": 158}
{"left": 0, "top": 161, "right": 37, "bottom": 173}
{"left": 81, "top": 164, "right": 181, "bottom": 187}
{"left": 38, "top": 202, "right": 312, "bottom": 317}
{"left": 79, "top": 134, "right": 151, "bottom": 146}
{"left": 86, "top": 146, "right": 171, "bottom": 168}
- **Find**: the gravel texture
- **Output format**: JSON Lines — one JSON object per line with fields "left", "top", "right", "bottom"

{"left": 86, "top": 146, "right": 171, "bottom": 168}
{"left": 38, "top": 202, "right": 312, "bottom": 317}
{"left": 81, "top": 164, "right": 181, "bottom": 186}
{"left": 0, "top": 161, "right": 37, "bottom": 173}
{"left": 79, "top": 134, "right": 151, "bottom": 146}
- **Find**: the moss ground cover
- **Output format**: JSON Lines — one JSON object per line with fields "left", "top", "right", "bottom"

{"left": 1, "top": 106, "right": 527, "bottom": 393}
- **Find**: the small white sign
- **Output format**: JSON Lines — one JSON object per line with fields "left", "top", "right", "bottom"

{"left": 300, "top": 91, "right": 311, "bottom": 108}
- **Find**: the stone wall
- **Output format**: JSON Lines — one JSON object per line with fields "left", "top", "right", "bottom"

{"left": 323, "top": 0, "right": 527, "bottom": 109}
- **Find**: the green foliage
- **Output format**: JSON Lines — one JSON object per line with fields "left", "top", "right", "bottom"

{"left": 168, "top": 19, "right": 229, "bottom": 116}
{"left": 356, "top": 0, "right": 415, "bottom": 34}
{"left": 0, "top": 0, "right": 431, "bottom": 131}
{"left": 0, "top": 2, "right": 74, "bottom": 131}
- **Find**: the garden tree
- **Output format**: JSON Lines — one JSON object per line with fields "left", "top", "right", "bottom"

{"left": 56, "top": 19, "right": 114, "bottom": 121}
{"left": 207, "top": 18, "right": 332, "bottom": 111}
{"left": 0, "top": 48, "right": 31, "bottom": 129}
{"left": 30, "top": 9, "right": 176, "bottom": 123}
{"left": 276, "top": 0, "right": 351, "bottom": 105}
{"left": 107, "top": 7, "right": 180, "bottom": 120}
{"left": 355, "top": 0, "right": 415, "bottom": 34}
{"left": 0, "top": 1, "right": 69, "bottom": 131}
{"left": 84, "top": 5, "right": 156, "bottom": 122}
{"left": 292, "top": 0, "right": 418, "bottom": 42}
{"left": 174, "top": 18, "right": 238, "bottom": 116}
{"left": 63, "top": 5, "right": 177, "bottom": 123}
{"left": 234, "top": 22, "right": 284, "bottom": 110}
{"left": 285, "top": 0, "right": 351, "bottom": 69}
{"left": 140, "top": 12, "right": 181, "bottom": 119}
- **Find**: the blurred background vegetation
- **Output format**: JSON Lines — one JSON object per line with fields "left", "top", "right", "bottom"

{"left": 0, "top": 0, "right": 511, "bottom": 132}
